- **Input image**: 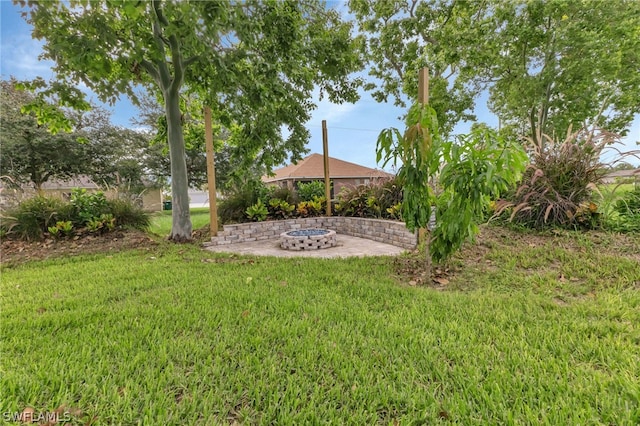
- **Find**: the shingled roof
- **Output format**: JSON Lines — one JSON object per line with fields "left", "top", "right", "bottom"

{"left": 263, "top": 153, "right": 394, "bottom": 182}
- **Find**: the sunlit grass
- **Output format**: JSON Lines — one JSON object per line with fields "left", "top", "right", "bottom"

{"left": 149, "top": 207, "right": 212, "bottom": 236}
{"left": 2, "top": 233, "right": 639, "bottom": 424}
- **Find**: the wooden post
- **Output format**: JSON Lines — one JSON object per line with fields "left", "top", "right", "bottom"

{"left": 322, "top": 120, "right": 331, "bottom": 216}
{"left": 418, "top": 67, "right": 431, "bottom": 279}
{"left": 204, "top": 106, "right": 218, "bottom": 237}
{"left": 418, "top": 67, "right": 429, "bottom": 105}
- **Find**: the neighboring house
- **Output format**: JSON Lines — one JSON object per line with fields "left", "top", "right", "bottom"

{"left": 602, "top": 169, "right": 640, "bottom": 184}
{"left": 263, "top": 153, "right": 394, "bottom": 197}
{"left": 0, "top": 176, "right": 163, "bottom": 212}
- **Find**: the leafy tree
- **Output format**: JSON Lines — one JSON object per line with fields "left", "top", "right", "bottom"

{"left": 20, "top": 0, "right": 363, "bottom": 241}
{"left": 132, "top": 91, "right": 242, "bottom": 192}
{"left": 1, "top": 78, "right": 157, "bottom": 195}
{"left": 481, "top": 0, "right": 640, "bottom": 141}
{"left": 74, "top": 107, "right": 156, "bottom": 194}
{"left": 377, "top": 103, "right": 526, "bottom": 280}
{"left": 0, "top": 78, "right": 91, "bottom": 191}
{"left": 349, "top": 0, "right": 487, "bottom": 135}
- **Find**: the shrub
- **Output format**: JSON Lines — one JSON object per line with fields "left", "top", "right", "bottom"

{"left": 246, "top": 199, "right": 268, "bottom": 222}
{"left": 608, "top": 186, "right": 640, "bottom": 232}
{"left": 335, "top": 178, "right": 402, "bottom": 219}
{"left": 107, "top": 198, "right": 150, "bottom": 230}
{"left": 615, "top": 186, "right": 640, "bottom": 217}
{"left": 1, "top": 195, "right": 69, "bottom": 240}
{"left": 268, "top": 198, "right": 295, "bottom": 219}
{"left": 70, "top": 188, "right": 109, "bottom": 225}
{"left": 1, "top": 193, "right": 151, "bottom": 241}
{"left": 296, "top": 197, "right": 325, "bottom": 218}
{"left": 297, "top": 181, "right": 327, "bottom": 202}
{"left": 496, "top": 126, "right": 615, "bottom": 229}
{"left": 268, "top": 185, "right": 299, "bottom": 205}
{"left": 219, "top": 180, "right": 268, "bottom": 224}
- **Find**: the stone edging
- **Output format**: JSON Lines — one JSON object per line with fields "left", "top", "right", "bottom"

{"left": 205, "top": 217, "right": 417, "bottom": 250}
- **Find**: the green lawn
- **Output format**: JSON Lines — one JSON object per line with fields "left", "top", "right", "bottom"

{"left": 149, "top": 207, "right": 212, "bottom": 236}
{"left": 1, "top": 229, "right": 639, "bottom": 424}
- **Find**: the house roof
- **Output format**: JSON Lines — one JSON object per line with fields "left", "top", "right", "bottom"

{"left": 40, "top": 176, "right": 100, "bottom": 190}
{"left": 604, "top": 169, "right": 640, "bottom": 179}
{"left": 263, "top": 153, "right": 394, "bottom": 182}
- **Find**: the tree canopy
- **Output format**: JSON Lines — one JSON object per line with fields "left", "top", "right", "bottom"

{"left": 1, "top": 78, "right": 91, "bottom": 191}
{"left": 20, "top": 0, "right": 363, "bottom": 240}
{"left": 1, "top": 78, "right": 154, "bottom": 194}
{"left": 350, "top": 0, "right": 640, "bottom": 139}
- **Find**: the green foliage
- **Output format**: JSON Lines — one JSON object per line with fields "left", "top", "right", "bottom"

{"left": 378, "top": 105, "right": 526, "bottom": 265}
{"left": 615, "top": 186, "right": 640, "bottom": 217}
{"left": 377, "top": 103, "right": 442, "bottom": 232}
{"left": 1, "top": 193, "right": 149, "bottom": 241}
{"left": 349, "top": 0, "right": 481, "bottom": 135}
{"left": 296, "top": 197, "right": 324, "bottom": 218}
{"left": 496, "top": 127, "right": 614, "bottom": 229}
{"left": 70, "top": 188, "right": 109, "bottom": 225}
{"left": 1, "top": 196, "right": 69, "bottom": 241}
{"left": 22, "top": 0, "right": 364, "bottom": 239}
{"left": 335, "top": 177, "right": 403, "bottom": 219}
{"left": 219, "top": 180, "right": 268, "bottom": 224}
{"left": 609, "top": 186, "right": 640, "bottom": 232}
{"left": 386, "top": 203, "right": 403, "bottom": 220}
{"left": 267, "top": 185, "right": 299, "bottom": 206}
{"left": 106, "top": 199, "right": 151, "bottom": 230}
{"left": 268, "top": 198, "right": 295, "bottom": 220}
{"left": 86, "top": 213, "right": 116, "bottom": 234}
{"left": 432, "top": 128, "right": 527, "bottom": 262}
{"left": 246, "top": 199, "right": 268, "bottom": 222}
{"left": 47, "top": 220, "right": 74, "bottom": 239}
{"left": 0, "top": 79, "right": 92, "bottom": 190}
{"left": 296, "top": 181, "right": 327, "bottom": 202}
{"left": 480, "top": 0, "right": 640, "bottom": 138}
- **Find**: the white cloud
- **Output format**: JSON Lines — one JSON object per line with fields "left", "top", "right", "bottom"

{"left": 0, "top": 32, "right": 54, "bottom": 80}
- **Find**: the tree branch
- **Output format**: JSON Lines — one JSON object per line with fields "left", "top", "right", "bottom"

{"left": 183, "top": 55, "right": 200, "bottom": 67}
{"left": 139, "top": 59, "right": 160, "bottom": 84}
{"left": 151, "top": 0, "right": 171, "bottom": 89}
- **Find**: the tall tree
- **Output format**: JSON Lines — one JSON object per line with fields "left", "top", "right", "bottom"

{"left": 20, "top": 0, "right": 362, "bottom": 241}
{"left": 349, "top": 0, "right": 487, "bottom": 135}
{"left": 481, "top": 0, "right": 640, "bottom": 141}
{"left": 0, "top": 78, "right": 91, "bottom": 191}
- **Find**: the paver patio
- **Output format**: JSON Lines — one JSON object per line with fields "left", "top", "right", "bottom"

{"left": 204, "top": 234, "right": 406, "bottom": 258}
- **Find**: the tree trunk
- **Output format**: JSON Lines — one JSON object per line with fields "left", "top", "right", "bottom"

{"left": 164, "top": 87, "right": 192, "bottom": 241}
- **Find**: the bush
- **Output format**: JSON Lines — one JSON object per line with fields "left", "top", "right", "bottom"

{"left": 609, "top": 186, "right": 640, "bottom": 232}
{"left": 246, "top": 199, "right": 268, "bottom": 222}
{"left": 296, "top": 197, "right": 325, "bottom": 218}
{"left": 1, "top": 196, "right": 70, "bottom": 240}
{"left": 297, "top": 181, "right": 327, "bottom": 202}
{"left": 107, "top": 198, "right": 150, "bottom": 230}
{"left": 335, "top": 177, "right": 402, "bottom": 219}
{"left": 615, "top": 186, "right": 640, "bottom": 217}
{"left": 70, "top": 188, "right": 109, "bottom": 225}
{"left": 268, "top": 185, "right": 299, "bottom": 205}
{"left": 219, "top": 180, "right": 268, "bottom": 224}
{"left": 268, "top": 198, "right": 295, "bottom": 219}
{"left": 496, "top": 127, "right": 614, "bottom": 229}
{"left": 1, "top": 193, "right": 151, "bottom": 241}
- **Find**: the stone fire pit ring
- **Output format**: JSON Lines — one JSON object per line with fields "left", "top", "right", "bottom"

{"left": 280, "top": 228, "right": 337, "bottom": 251}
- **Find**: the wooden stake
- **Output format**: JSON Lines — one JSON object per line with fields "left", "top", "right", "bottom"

{"left": 322, "top": 120, "right": 331, "bottom": 216}
{"left": 418, "top": 67, "right": 432, "bottom": 281}
{"left": 204, "top": 106, "right": 218, "bottom": 237}
{"left": 418, "top": 67, "right": 429, "bottom": 105}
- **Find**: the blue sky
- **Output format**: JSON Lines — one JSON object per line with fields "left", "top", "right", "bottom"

{"left": 1, "top": 1, "right": 638, "bottom": 169}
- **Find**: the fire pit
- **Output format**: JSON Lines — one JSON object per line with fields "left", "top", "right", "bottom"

{"left": 280, "top": 229, "right": 337, "bottom": 251}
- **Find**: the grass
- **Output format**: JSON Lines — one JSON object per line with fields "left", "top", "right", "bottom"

{"left": 1, "top": 229, "right": 639, "bottom": 424}
{"left": 149, "top": 207, "right": 212, "bottom": 236}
